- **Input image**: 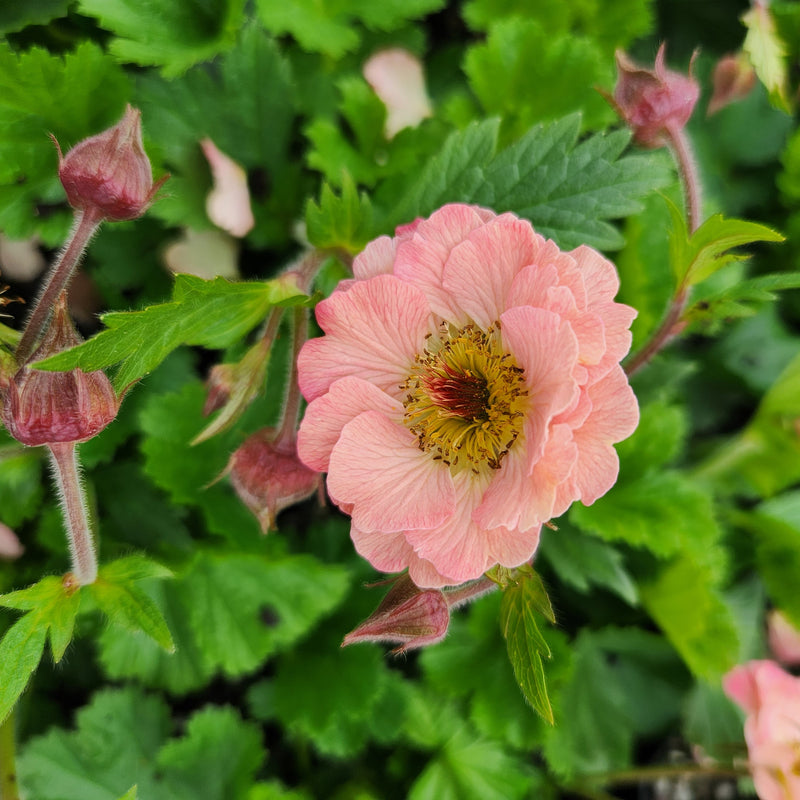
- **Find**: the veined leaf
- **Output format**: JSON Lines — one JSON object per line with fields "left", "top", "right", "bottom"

{"left": 0, "top": 612, "right": 48, "bottom": 725}
{"left": 34, "top": 274, "right": 308, "bottom": 392}
{"left": 306, "top": 172, "right": 375, "bottom": 254}
{"left": 500, "top": 572, "right": 555, "bottom": 724}
{"left": 743, "top": 3, "right": 791, "bottom": 112}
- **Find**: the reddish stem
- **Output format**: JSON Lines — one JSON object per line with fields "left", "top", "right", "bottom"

{"left": 16, "top": 208, "right": 104, "bottom": 363}
{"left": 47, "top": 441, "right": 97, "bottom": 585}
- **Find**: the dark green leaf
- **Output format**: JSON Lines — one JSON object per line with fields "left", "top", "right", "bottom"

{"left": 35, "top": 274, "right": 306, "bottom": 392}
{"left": 77, "top": 0, "right": 245, "bottom": 77}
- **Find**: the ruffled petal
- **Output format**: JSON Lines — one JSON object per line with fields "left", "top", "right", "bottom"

{"left": 394, "top": 204, "right": 491, "bottom": 320}
{"left": 403, "top": 471, "right": 495, "bottom": 583}
{"left": 499, "top": 305, "right": 579, "bottom": 463}
{"left": 327, "top": 410, "right": 455, "bottom": 533}
{"left": 443, "top": 217, "right": 542, "bottom": 330}
{"left": 298, "top": 274, "right": 432, "bottom": 402}
{"left": 476, "top": 423, "right": 578, "bottom": 531}
{"left": 297, "top": 377, "right": 403, "bottom": 472}
{"left": 353, "top": 235, "right": 397, "bottom": 280}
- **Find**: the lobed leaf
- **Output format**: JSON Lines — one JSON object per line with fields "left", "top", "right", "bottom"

{"left": 35, "top": 274, "right": 307, "bottom": 392}
{"left": 306, "top": 172, "right": 375, "bottom": 254}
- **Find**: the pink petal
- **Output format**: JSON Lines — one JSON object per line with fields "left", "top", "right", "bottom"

{"left": 353, "top": 235, "right": 397, "bottom": 280}
{"left": 163, "top": 228, "right": 239, "bottom": 280}
{"left": 443, "top": 217, "right": 543, "bottom": 329}
{"left": 363, "top": 48, "right": 433, "bottom": 138}
{"left": 0, "top": 522, "right": 23, "bottom": 560}
{"left": 499, "top": 305, "right": 579, "bottom": 463}
{"left": 768, "top": 610, "right": 800, "bottom": 667}
{"left": 394, "top": 204, "right": 494, "bottom": 321}
{"left": 565, "top": 365, "right": 639, "bottom": 505}
{"left": 201, "top": 138, "right": 254, "bottom": 237}
{"left": 484, "top": 523, "right": 542, "bottom": 569}
{"left": 298, "top": 274, "right": 431, "bottom": 402}
{"left": 571, "top": 244, "right": 620, "bottom": 304}
{"left": 297, "top": 377, "right": 403, "bottom": 472}
{"left": 327, "top": 410, "right": 455, "bottom": 533}
{"left": 476, "top": 423, "right": 578, "bottom": 531}
{"left": 404, "top": 471, "right": 496, "bottom": 583}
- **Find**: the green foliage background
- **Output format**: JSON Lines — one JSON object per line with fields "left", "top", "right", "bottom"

{"left": 1, "top": 0, "right": 799, "bottom": 797}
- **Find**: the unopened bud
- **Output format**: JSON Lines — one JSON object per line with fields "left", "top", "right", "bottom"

{"left": 228, "top": 427, "right": 320, "bottom": 532}
{"left": 342, "top": 574, "right": 450, "bottom": 654}
{"left": 707, "top": 52, "right": 757, "bottom": 115}
{"left": 204, "top": 362, "right": 237, "bottom": 417}
{"left": 612, "top": 44, "right": 700, "bottom": 148}
{"left": 1, "top": 300, "right": 117, "bottom": 446}
{"left": 54, "top": 104, "right": 166, "bottom": 221}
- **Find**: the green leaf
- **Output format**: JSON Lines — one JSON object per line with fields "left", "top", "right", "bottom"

{"left": 0, "top": 0, "right": 72, "bottom": 34}
{"left": 35, "top": 274, "right": 307, "bottom": 392}
{"left": 389, "top": 113, "right": 671, "bottom": 251}
{"left": 685, "top": 272, "right": 800, "bottom": 332}
{"left": 306, "top": 172, "right": 375, "bottom": 254}
{"left": 116, "top": 788, "right": 138, "bottom": 800}
{"left": 97, "top": 553, "right": 349, "bottom": 692}
{"left": 19, "top": 687, "right": 267, "bottom": 800}
{"left": 464, "top": 19, "right": 613, "bottom": 138}
{"left": 683, "top": 682, "right": 746, "bottom": 760}
{"left": 77, "top": 0, "right": 245, "bottom": 77}
{"left": 255, "top": 0, "right": 445, "bottom": 58}
{"left": 542, "top": 631, "right": 634, "bottom": 779}
{"left": 668, "top": 200, "right": 784, "bottom": 286}
{"left": 538, "top": 525, "right": 639, "bottom": 606}
{"left": 100, "top": 555, "right": 174, "bottom": 584}
{"left": 89, "top": 568, "right": 175, "bottom": 653}
{"left": 499, "top": 572, "right": 555, "bottom": 723}
{"left": 0, "top": 611, "right": 48, "bottom": 724}
{"left": 0, "top": 446, "right": 43, "bottom": 529}
{"left": 743, "top": 3, "right": 791, "bottom": 112}
{"left": 409, "top": 729, "right": 538, "bottom": 800}
{"left": 640, "top": 557, "right": 739, "bottom": 680}
{"left": 388, "top": 119, "right": 500, "bottom": 227}
{"left": 156, "top": 707, "right": 264, "bottom": 799}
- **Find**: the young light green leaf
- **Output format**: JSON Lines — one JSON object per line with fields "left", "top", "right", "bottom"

{"left": 34, "top": 274, "right": 308, "bottom": 392}
{"left": 0, "top": 611, "right": 48, "bottom": 725}
{"left": 669, "top": 201, "right": 784, "bottom": 286}
{"left": 89, "top": 578, "right": 175, "bottom": 653}
{"left": 116, "top": 788, "right": 138, "bottom": 800}
{"left": 500, "top": 573, "right": 555, "bottom": 723}
{"left": 306, "top": 173, "right": 375, "bottom": 254}
{"left": 47, "top": 587, "right": 81, "bottom": 664}
{"left": 77, "top": 0, "right": 245, "bottom": 77}
{"left": 743, "top": 3, "right": 791, "bottom": 112}
{"left": 100, "top": 555, "right": 174, "bottom": 584}
{"left": 640, "top": 557, "right": 739, "bottom": 680}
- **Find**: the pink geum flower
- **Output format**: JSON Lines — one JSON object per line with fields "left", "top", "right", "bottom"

{"left": 723, "top": 660, "right": 800, "bottom": 800}
{"left": 768, "top": 610, "right": 800, "bottom": 667}
{"left": 296, "top": 203, "right": 638, "bottom": 588}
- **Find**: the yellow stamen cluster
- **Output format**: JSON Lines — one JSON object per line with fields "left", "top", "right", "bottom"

{"left": 402, "top": 323, "right": 527, "bottom": 474}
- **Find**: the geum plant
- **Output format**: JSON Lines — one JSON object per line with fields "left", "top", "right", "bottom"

{"left": 0, "top": 7, "right": 798, "bottom": 799}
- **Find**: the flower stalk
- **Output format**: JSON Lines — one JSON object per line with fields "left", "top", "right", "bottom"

{"left": 15, "top": 208, "right": 103, "bottom": 364}
{"left": 47, "top": 441, "right": 97, "bottom": 585}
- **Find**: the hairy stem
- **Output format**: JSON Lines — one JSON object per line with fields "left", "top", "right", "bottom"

{"left": 276, "top": 307, "right": 308, "bottom": 444}
{"left": 0, "top": 711, "right": 20, "bottom": 800}
{"left": 16, "top": 208, "right": 104, "bottom": 364}
{"left": 444, "top": 577, "right": 497, "bottom": 609}
{"left": 624, "top": 124, "right": 702, "bottom": 377}
{"left": 47, "top": 441, "right": 97, "bottom": 585}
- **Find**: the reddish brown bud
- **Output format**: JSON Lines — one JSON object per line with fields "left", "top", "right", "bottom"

{"left": 203, "top": 363, "right": 237, "bottom": 417}
{"left": 707, "top": 52, "right": 757, "bottom": 116}
{"left": 228, "top": 427, "right": 320, "bottom": 532}
{"left": 342, "top": 574, "right": 450, "bottom": 654}
{"left": 613, "top": 44, "right": 700, "bottom": 148}
{"left": 1, "top": 300, "right": 117, "bottom": 446}
{"left": 55, "top": 105, "right": 166, "bottom": 221}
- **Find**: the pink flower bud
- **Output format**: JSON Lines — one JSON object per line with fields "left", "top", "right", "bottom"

{"left": 228, "top": 427, "right": 320, "bottom": 532}
{"left": 54, "top": 105, "right": 167, "bottom": 221}
{"left": 707, "top": 52, "right": 757, "bottom": 116}
{"left": 203, "top": 363, "right": 237, "bottom": 417}
{"left": 767, "top": 610, "right": 800, "bottom": 667}
{"left": 612, "top": 44, "right": 700, "bottom": 148}
{"left": 342, "top": 573, "right": 450, "bottom": 654}
{"left": 1, "top": 300, "right": 118, "bottom": 446}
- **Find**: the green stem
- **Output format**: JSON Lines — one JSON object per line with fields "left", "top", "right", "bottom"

{"left": 16, "top": 207, "right": 104, "bottom": 364}
{"left": 47, "top": 441, "right": 97, "bottom": 585}
{"left": 0, "top": 710, "right": 20, "bottom": 800}
{"left": 572, "top": 762, "right": 748, "bottom": 790}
